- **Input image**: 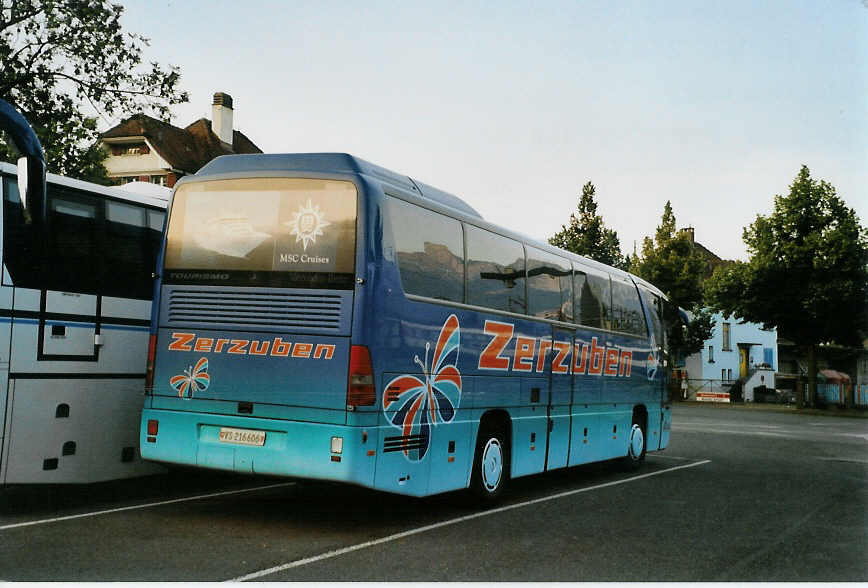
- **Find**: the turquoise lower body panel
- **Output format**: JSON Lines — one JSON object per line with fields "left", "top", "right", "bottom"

{"left": 140, "top": 408, "right": 376, "bottom": 488}
{"left": 372, "top": 416, "right": 475, "bottom": 497}
{"left": 659, "top": 404, "right": 671, "bottom": 449}
{"left": 546, "top": 404, "right": 570, "bottom": 470}
{"left": 510, "top": 406, "right": 548, "bottom": 478}
{"left": 141, "top": 401, "right": 668, "bottom": 497}
{"left": 568, "top": 408, "right": 600, "bottom": 466}
{"left": 567, "top": 404, "right": 633, "bottom": 465}
{"left": 646, "top": 406, "right": 663, "bottom": 450}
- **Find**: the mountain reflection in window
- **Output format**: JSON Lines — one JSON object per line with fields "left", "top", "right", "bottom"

{"left": 575, "top": 268, "right": 612, "bottom": 329}
{"left": 466, "top": 225, "right": 526, "bottom": 314}
{"left": 387, "top": 196, "right": 464, "bottom": 303}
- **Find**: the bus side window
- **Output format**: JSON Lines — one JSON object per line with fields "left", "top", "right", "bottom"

{"left": 386, "top": 196, "right": 464, "bottom": 303}
{"left": 46, "top": 189, "right": 100, "bottom": 294}
{"left": 526, "top": 246, "right": 572, "bottom": 322}
{"left": 575, "top": 265, "right": 611, "bottom": 330}
{"left": 105, "top": 200, "right": 152, "bottom": 299}
{"left": 639, "top": 286, "right": 665, "bottom": 349}
{"left": 466, "top": 225, "right": 526, "bottom": 314}
{"left": 148, "top": 210, "right": 165, "bottom": 232}
{"left": 611, "top": 276, "right": 647, "bottom": 336}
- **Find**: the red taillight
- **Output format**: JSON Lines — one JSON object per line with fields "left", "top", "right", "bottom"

{"left": 147, "top": 419, "right": 159, "bottom": 436}
{"left": 347, "top": 345, "right": 375, "bottom": 408}
{"left": 144, "top": 334, "right": 157, "bottom": 392}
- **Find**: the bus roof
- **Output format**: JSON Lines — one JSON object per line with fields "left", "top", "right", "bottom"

{"left": 195, "top": 153, "right": 483, "bottom": 219}
{"left": 0, "top": 161, "right": 168, "bottom": 209}
{"left": 191, "top": 153, "right": 664, "bottom": 300}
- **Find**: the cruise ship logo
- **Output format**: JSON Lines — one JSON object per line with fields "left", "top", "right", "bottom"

{"left": 285, "top": 199, "right": 330, "bottom": 251}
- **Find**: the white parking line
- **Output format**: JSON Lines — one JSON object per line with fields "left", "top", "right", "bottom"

{"left": 836, "top": 433, "right": 868, "bottom": 441}
{"left": 648, "top": 454, "right": 697, "bottom": 461}
{"left": 674, "top": 426, "right": 788, "bottom": 437}
{"left": 0, "top": 482, "right": 296, "bottom": 531}
{"left": 814, "top": 456, "right": 868, "bottom": 464}
{"left": 229, "top": 460, "right": 712, "bottom": 582}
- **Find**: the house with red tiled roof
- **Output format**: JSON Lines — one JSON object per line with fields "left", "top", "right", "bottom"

{"left": 100, "top": 92, "right": 262, "bottom": 187}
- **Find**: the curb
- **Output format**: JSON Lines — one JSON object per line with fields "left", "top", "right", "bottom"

{"left": 672, "top": 400, "right": 868, "bottom": 419}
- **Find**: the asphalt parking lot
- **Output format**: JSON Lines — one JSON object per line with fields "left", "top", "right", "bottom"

{"left": 1, "top": 403, "right": 865, "bottom": 581}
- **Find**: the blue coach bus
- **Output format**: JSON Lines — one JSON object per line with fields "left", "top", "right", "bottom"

{"left": 140, "top": 153, "right": 674, "bottom": 500}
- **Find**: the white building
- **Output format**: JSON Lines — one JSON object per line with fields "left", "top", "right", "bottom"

{"left": 100, "top": 92, "right": 261, "bottom": 187}
{"left": 684, "top": 311, "right": 777, "bottom": 402}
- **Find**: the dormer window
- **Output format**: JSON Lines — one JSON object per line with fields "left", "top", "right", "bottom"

{"left": 111, "top": 143, "right": 150, "bottom": 156}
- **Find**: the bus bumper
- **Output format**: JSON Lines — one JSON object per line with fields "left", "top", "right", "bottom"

{"left": 140, "top": 408, "right": 376, "bottom": 488}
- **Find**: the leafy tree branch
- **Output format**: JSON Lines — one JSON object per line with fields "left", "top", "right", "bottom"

{"left": 0, "top": 0, "right": 189, "bottom": 182}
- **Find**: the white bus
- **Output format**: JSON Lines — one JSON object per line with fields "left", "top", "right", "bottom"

{"left": 0, "top": 150, "right": 169, "bottom": 484}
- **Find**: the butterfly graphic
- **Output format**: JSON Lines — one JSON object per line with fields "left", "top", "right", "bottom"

{"left": 170, "top": 357, "right": 210, "bottom": 398}
{"left": 382, "top": 314, "right": 462, "bottom": 461}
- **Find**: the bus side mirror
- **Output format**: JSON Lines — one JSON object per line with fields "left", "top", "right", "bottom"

{"left": 17, "top": 154, "right": 47, "bottom": 225}
{"left": 0, "top": 98, "right": 47, "bottom": 231}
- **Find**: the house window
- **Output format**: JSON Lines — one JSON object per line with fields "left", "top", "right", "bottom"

{"left": 110, "top": 143, "right": 150, "bottom": 156}
{"left": 763, "top": 347, "right": 774, "bottom": 367}
{"left": 721, "top": 368, "right": 726, "bottom": 382}
{"left": 150, "top": 175, "right": 166, "bottom": 186}
{"left": 727, "top": 368, "right": 733, "bottom": 381}
{"left": 708, "top": 345, "right": 714, "bottom": 363}
{"left": 722, "top": 322, "right": 731, "bottom": 351}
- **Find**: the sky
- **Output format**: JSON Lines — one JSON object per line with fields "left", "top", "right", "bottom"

{"left": 115, "top": 0, "right": 867, "bottom": 261}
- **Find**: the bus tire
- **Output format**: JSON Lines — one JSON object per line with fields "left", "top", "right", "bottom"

{"left": 621, "top": 416, "right": 646, "bottom": 471}
{"left": 470, "top": 423, "right": 509, "bottom": 502}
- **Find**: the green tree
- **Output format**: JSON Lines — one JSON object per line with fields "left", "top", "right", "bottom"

{"left": 549, "top": 181, "right": 626, "bottom": 269}
{"left": 0, "top": 0, "right": 188, "bottom": 182}
{"left": 631, "top": 200, "right": 714, "bottom": 357}
{"left": 632, "top": 201, "right": 709, "bottom": 307}
{"left": 705, "top": 165, "right": 868, "bottom": 408}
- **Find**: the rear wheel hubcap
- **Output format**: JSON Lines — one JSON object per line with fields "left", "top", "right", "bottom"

{"left": 481, "top": 438, "right": 503, "bottom": 492}
{"left": 629, "top": 424, "right": 644, "bottom": 460}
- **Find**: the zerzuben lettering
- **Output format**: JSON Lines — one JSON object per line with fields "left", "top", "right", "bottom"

{"left": 476, "top": 320, "right": 635, "bottom": 377}
{"left": 168, "top": 333, "right": 336, "bottom": 360}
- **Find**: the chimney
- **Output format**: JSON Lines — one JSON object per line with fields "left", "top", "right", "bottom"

{"left": 211, "top": 92, "right": 234, "bottom": 146}
{"left": 678, "top": 226, "right": 695, "bottom": 243}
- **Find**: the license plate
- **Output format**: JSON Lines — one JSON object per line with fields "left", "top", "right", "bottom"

{"left": 218, "top": 427, "right": 266, "bottom": 446}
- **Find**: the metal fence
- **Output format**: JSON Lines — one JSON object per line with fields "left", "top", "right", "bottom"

{"left": 683, "top": 378, "right": 734, "bottom": 402}
{"left": 679, "top": 378, "right": 868, "bottom": 407}
{"left": 856, "top": 384, "right": 868, "bottom": 407}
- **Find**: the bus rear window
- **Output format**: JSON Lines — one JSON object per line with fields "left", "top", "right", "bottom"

{"left": 164, "top": 178, "right": 357, "bottom": 288}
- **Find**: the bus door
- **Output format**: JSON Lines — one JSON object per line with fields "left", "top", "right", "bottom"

{"left": 642, "top": 288, "right": 670, "bottom": 450}
{"left": 0, "top": 284, "right": 10, "bottom": 482}
{"left": 545, "top": 327, "right": 572, "bottom": 470}
{"left": 569, "top": 330, "right": 604, "bottom": 466}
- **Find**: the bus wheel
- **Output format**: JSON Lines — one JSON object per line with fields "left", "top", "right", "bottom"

{"left": 621, "top": 419, "right": 646, "bottom": 471}
{"left": 470, "top": 424, "right": 509, "bottom": 501}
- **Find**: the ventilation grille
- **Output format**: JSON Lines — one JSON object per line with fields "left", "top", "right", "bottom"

{"left": 383, "top": 434, "right": 426, "bottom": 453}
{"left": 163, "top": 287, "right": 351, "bottom": 334}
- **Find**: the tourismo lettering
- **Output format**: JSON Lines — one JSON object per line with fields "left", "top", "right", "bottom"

{"left": 167, "top": 332, "right": 335, "bottom": 360}
{"left": 476, "top": 320, "right": 634, "bottom": 377}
